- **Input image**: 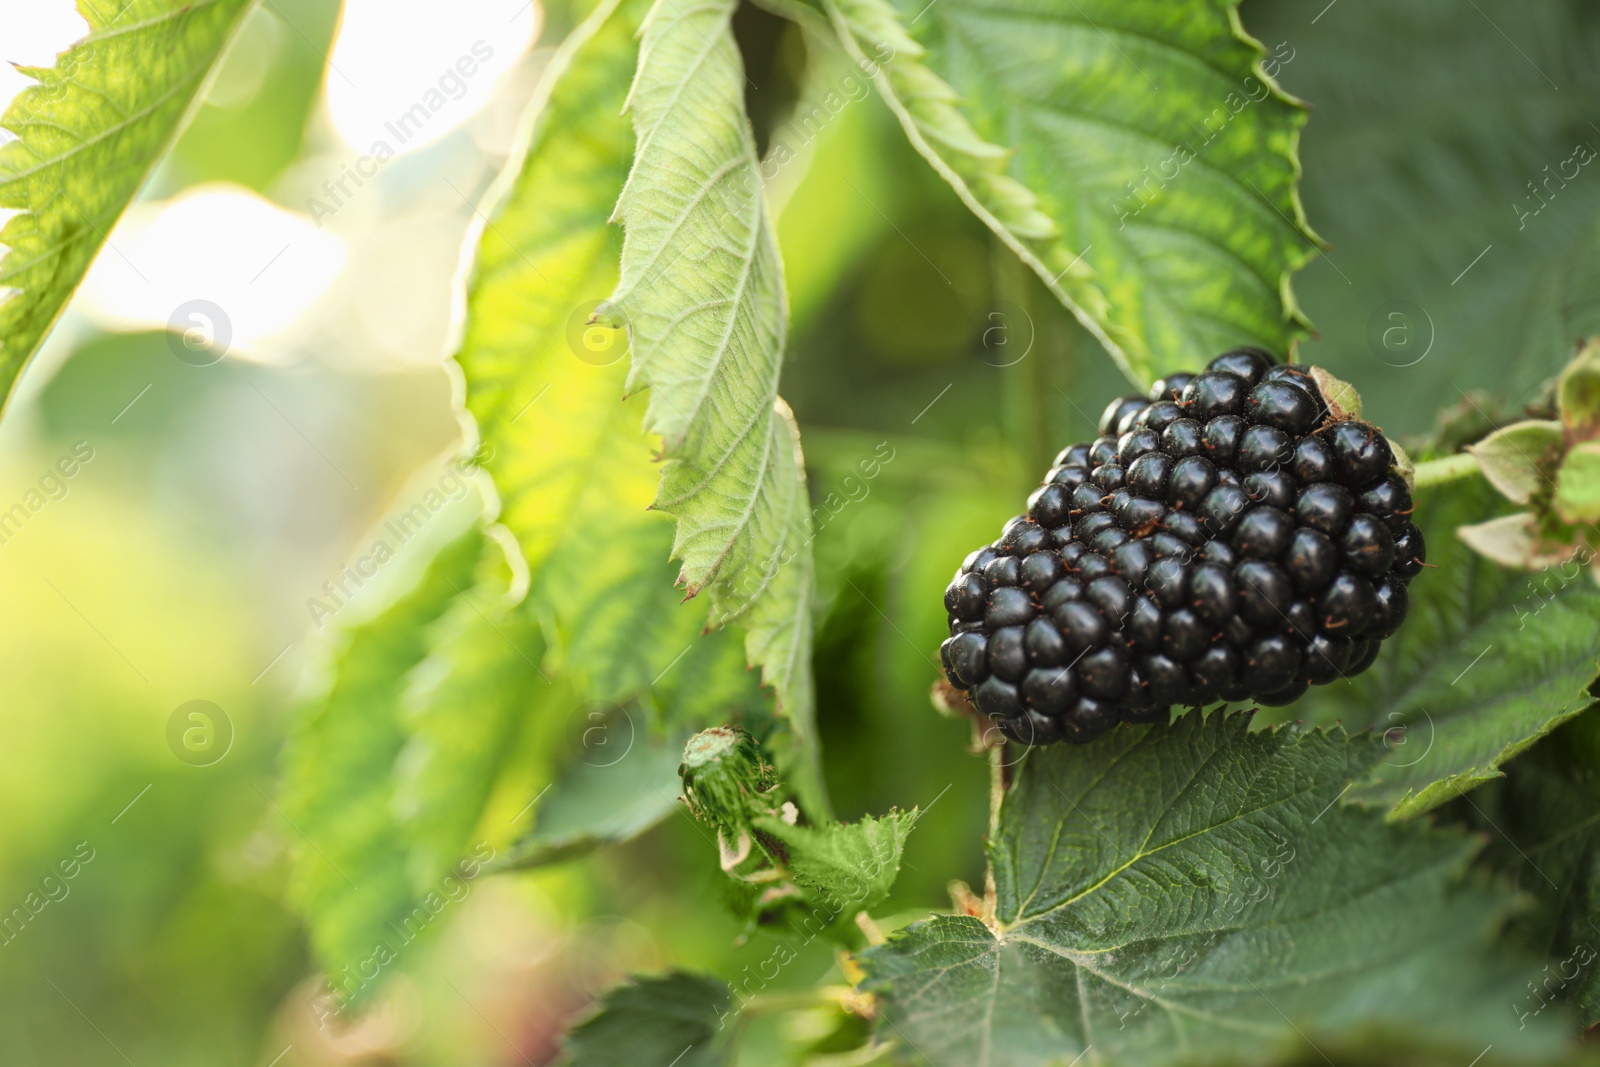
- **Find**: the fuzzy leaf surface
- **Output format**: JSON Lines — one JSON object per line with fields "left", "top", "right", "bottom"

{"left": 447, "top": 0, "right": 771, "bottom": 869}
{"left": 602, "top": 0, "right": 818, "bottom": 768}
{"left": 856, "top": 713, "right": 1559, "bottom": 1066}
{"left": 826, "top": 0, "right": 1316, "bottom": 386}
{"left": 1469, "top": 420, "right": 1564, "bottom": 506}
{"left": 0, "top": 0, "right": 255, "bottom": 404}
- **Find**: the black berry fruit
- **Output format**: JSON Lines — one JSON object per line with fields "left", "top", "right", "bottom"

{"left": 940, "top": 347, "right": 1423, "bottom": 745}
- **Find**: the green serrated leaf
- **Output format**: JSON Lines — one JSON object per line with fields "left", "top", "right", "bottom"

{"left": 1291, "top": 476, "right": 1600, "bottom": 817}
{"left": 394, "top": 576, "right": 545, "bottom": 891}
{"left": 0, "top": 0, "right": 257, "bottom": 406}
{"left": 281, "top": 526, "right": 487, "bottom": 1013}
{"left": 1471, "top": 710, "right": 1600, "bottom": 1029}
{"left": 1555, "top": 440, "right": 1600, "bottom": 523}
{"left": 856, "top": 713, "right": 1564, "bottom": 1066}
{"left": 1468, "top": 420, "right": 1564, "bottom": 506}
{"left": 445, "top": 0, "right": 774, "bottom": 872}
{"left": 752, "top": 809, "right": 918, "bottom": 917}
{"left": 497, "top": 732, "right": 686, "bottom": 871}
{"left": 557, "top": 971, "right": 733, "bottom": 1066}
{"left": 825, "top": 0, "right": 1317, "bottom": 386}
{"left": 603, "top": 0, "right": 822, "bottom": 810}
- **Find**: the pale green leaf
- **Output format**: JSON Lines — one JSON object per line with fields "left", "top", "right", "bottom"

{"left": 824, "top": 0, "right": 1316, "bottom": 386}
{"left": 1457, "top": 511, "right": 1579, "bottom": 571}
{"left": 1307, "top": 365, "right": 1361, "bottom": 419}
{"left": 1555, "top": 440, "right": 1600, "bottom": 523}
{"left": 1558, "top": 338, "right": 1600, "bottom": 436}
{"left": 280, "top": 527, "right": 487, "bottom": 1011}
{"left": 857, "top": 713, "right": 1564, "bottom": 1066}
{"left": 1290, "top": 477, "right": 1600, "bottom": 818}
{"left": 394, "top": 578, "right": 546, "bottom": 891}
{"left": 600, "top": 0, "right": 821, "bottom": 807}
{"left": 443, "top": 0, "right": 772, "bottom": 869}
{"left": 557, "top": 971, "right": 733, "bottom": 1067}
{"left": 1467, "top": 420, "right": 1564, "bottom": 506}
{"left": 752, "top": 809, "right": 919, "bottom": 917}
{"left": 497, "top": 732, "right": 685, "bottom": 870}
{"left": 0, "top": 0, "right": 256, "bottom": 404}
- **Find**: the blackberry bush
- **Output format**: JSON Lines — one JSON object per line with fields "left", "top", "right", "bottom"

{"left": 940, "top": 347, "right": 1426, "bottom": 745}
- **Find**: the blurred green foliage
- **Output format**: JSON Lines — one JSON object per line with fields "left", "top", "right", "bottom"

{"left": 5, "top": 0, "right": 1600, "bottom": 1064}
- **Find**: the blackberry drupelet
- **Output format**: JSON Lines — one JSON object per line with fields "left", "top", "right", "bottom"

{"left": 939, "top": 347, "right": 1424, "bottom": 746}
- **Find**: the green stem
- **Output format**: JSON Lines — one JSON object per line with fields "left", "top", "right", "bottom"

{"left": 1413, "top": 452, "right": 1481, "bottom": 488}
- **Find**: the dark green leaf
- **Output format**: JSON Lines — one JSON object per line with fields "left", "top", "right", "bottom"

{"left": 858, "top": 713, "right": 1562, "bottom": 1066}
{"left": 1468, "top": 710, "right": 1600, "bottom": 1029}
{"left": 1246, "top": 0, "right": 1600, "bottom": 435}
{"left": 1288, "top": 476, "right": 1600, "bottom": 818}
{"left": 558, "top": 971, "right": 733, "bottom": 1067}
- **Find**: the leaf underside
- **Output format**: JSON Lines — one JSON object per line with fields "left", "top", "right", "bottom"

{"left": 281, "top": 0, "right": 779, "bottom": 997}
{"left": 450, "top": 0, "right": 773, "bottom": 849}
{"left": 0, "top": 0, "right": 256, "bottom": 407}
{"left": 604, "top": 0, "right": 821, "bottom": 807}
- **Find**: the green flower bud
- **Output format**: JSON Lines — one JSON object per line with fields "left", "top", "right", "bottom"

{"left": 678, "top": 727, "right": 778, "bottom": 837}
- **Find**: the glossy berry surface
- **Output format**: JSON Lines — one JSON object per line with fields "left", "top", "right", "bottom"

{"left": 939, "top": 347, "right": 1423, "bottom": 746}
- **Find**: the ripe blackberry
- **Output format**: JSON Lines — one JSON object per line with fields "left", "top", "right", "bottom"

{"left": 939, "top": 346, "right": 1424, "bottom": 746}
